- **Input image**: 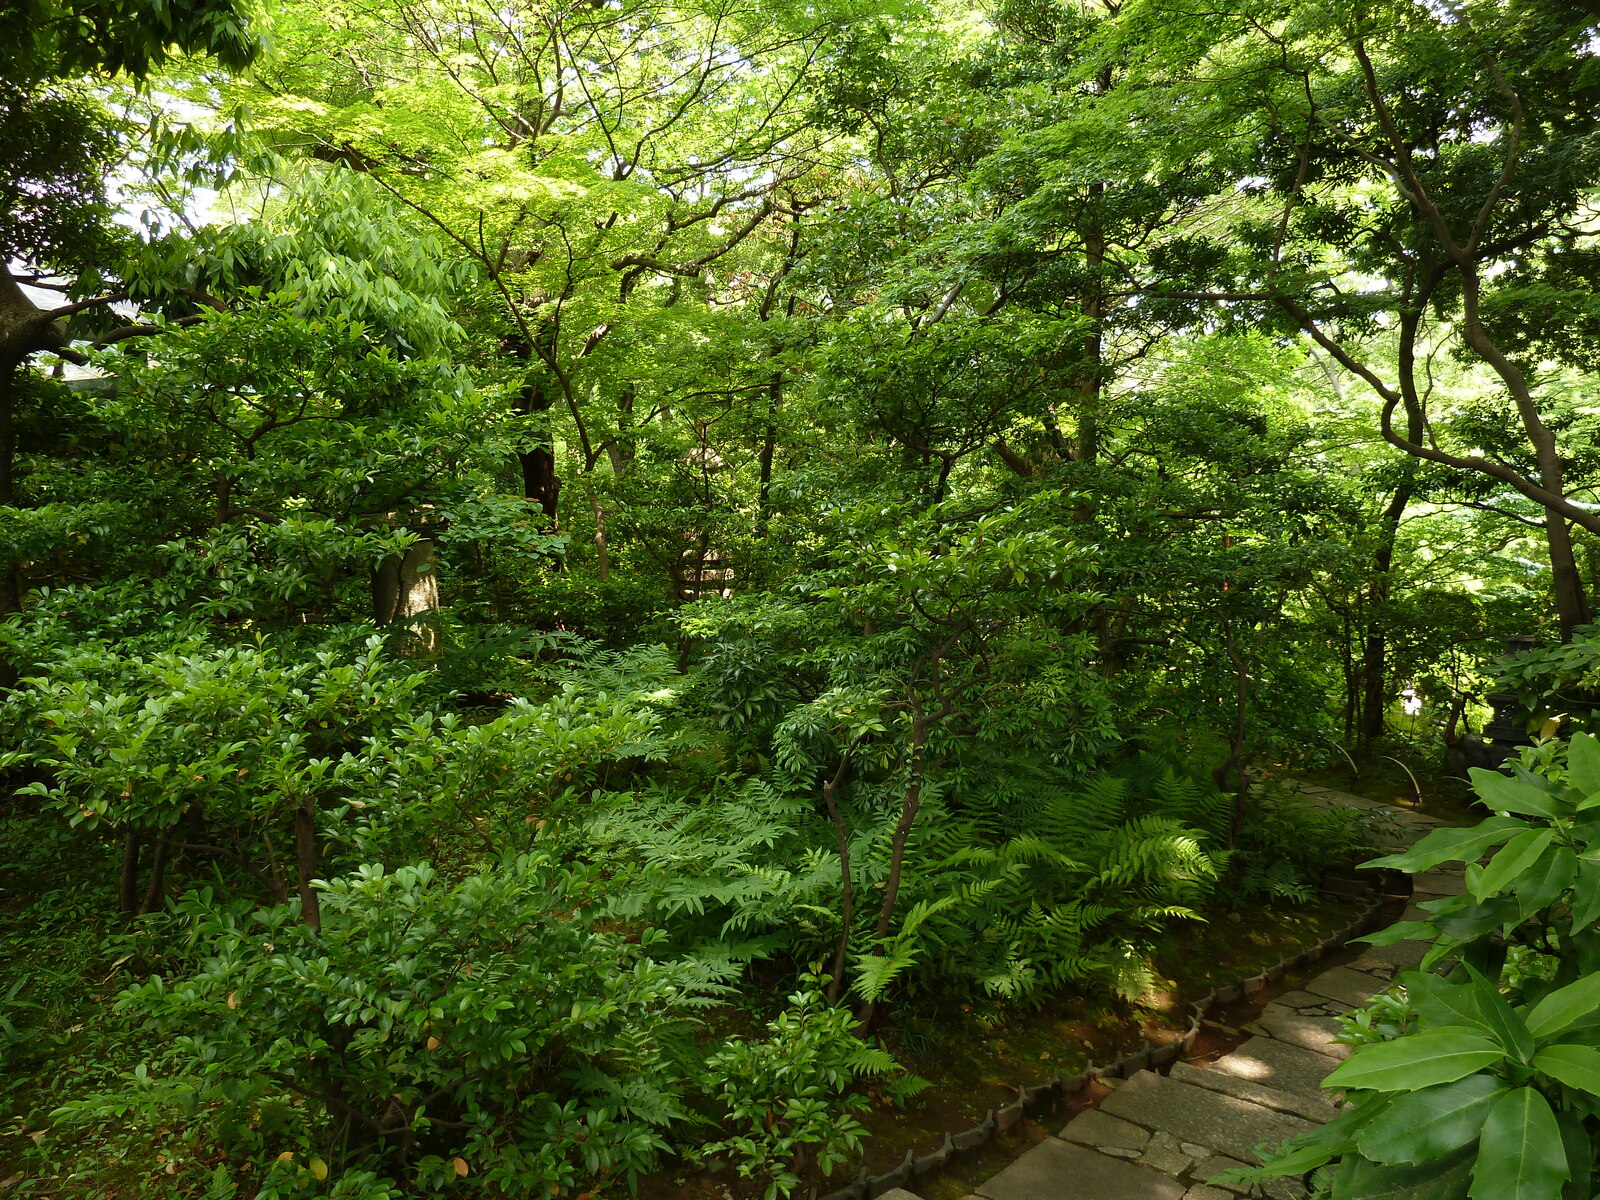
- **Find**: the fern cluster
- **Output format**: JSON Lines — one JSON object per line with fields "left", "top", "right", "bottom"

{"left": 584, "top": 763, "right": 1229, "bottom": 1007}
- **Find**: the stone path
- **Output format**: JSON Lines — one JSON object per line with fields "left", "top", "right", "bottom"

{"left": 893, "top": 784, "right": 1454, "bottom": 1200}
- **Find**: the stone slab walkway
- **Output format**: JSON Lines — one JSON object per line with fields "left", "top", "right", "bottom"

{"left": 897, "top": 784, "right": 1453, "bottom": 1200}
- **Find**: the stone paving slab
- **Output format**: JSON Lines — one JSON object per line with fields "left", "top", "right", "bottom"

{"left": 1191, "top": 1155, "right": 1249, "bottom": 1195}
{"left": 1099, "top": 1071, "right": 1317, "bottom": 1164}
{"left": 1268, "top": 990, "right": 1326, "bottom": 1010}
{"left": 1244, "top": 1009, "right": 1351, "bottom": 1059}
{"left": 1168, "top": 1060, "right": 1336, "bottom": 1123}
{"left": 1350, "top": 938, "right": 1428, "bottom": 973}
{"left": 1412, "top": 871, "right": 1468, "bottom": 896}
{"left": 1300, "top": 965, "right": 1383, "bottom": 1008}
{"left": 1209, "top": 1036, "right": 1343, "bottom": 1101}
{"left": 976, "top": 1138, "right": 1186, "bottom": 1200}
{"left": 1060, "top": 1109, "right": 1149, "bottom": 1154}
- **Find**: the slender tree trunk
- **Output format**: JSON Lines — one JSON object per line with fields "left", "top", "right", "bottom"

{"left": 587, "top": 486, "right": 610, "bottom": 580}
{"left": 118, "top": 828, "right": 142, "bottom": 913}
{"left": 1073, "top": 180, "right": 1106, "bottom": 465}
{"left": 757, "top": 374, "right": 781, "bottom": 530}
{"left": 855, "top": 709, "right": 939, "bottom": 1031}
{"left": 136, "top": 822, "right": 179, "bottom": 916}
{"left": 822, "top": 748, "right": 857, "bottom": 1004}
{"left": 1359, "top": 469, "right": 1415, "bottom": 753}
{"left": 294, "top": 801, "right": 321, "bottom": 929}
{"left": 0, "top": 362, "right": 25, "bottom": 690}
{"left": 1211, "top": 618, "right": 1253, "bottom": 849}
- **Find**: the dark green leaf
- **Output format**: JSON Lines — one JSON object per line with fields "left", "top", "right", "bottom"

{"left": 1526, "top": 974, "right": 1600, "bottom": 1040}
{"left": 1363, "top": 817, "right": 1526, "bottom": 873}
{"left": 1470, "top": 769, "right": 1560, "bottom": 819}
{"left": 1324, "top": 1030, "right": 1504, "bottom": 1093}
{"left": 1356, "top": 1075, "right": 1504, "bottom": 1165}
{"left": 1473, "top": 829, "right": 1555, "bottom": 901}
{"left": 1566, "top": 732, "right": 1600, "bottom": 803}
{"left": 1332, "top": 1144, "right": 1475, "bottom": 1200}
{"left": 1469, "top": 1087, "right": 1568, "bottom": 1200}
{"left": 1516, "top": 846, "right": 1577, "bottom": 920}
{"left": 1532, "top": 1043, "right": 1600, "bottom": 1096}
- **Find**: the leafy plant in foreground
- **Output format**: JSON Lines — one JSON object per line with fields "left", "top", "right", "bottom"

{"left": 697, "top": 976, "right": 913, "bottom": 1200}
{"left": 1227, "top": 734, "right": 1600, "bottom": 1199}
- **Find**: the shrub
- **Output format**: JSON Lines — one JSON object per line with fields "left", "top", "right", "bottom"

{"left": 55, "top": 855, "right": 732, "bottom": 1198}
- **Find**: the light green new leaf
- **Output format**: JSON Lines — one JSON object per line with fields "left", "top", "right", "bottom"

{"left": 1532, "top": 1043, "right": 1600, "bottom": 1096}
{"left": 1470, "top": 769, "right": 1560, "bottom": 819}
{"left": 1356, "top": 1075, "right": 1504, "bottom": 1165}
{"left": 1363, "top": 816, "right": 1526, "bottom": 873}
{"left": 1525, "top": 973, "right": 1600, "bottom": 1040}
{"left": 1469, "top": 1087, "right": 1568, "bottom": 1200}
{"left": 1473, "top": 828, "right": 1555, "bottom": 902}
{"left": 1323, "top": 1030, "right": 1504, "bottom": 1093}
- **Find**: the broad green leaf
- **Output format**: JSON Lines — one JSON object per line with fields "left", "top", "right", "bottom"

{"left": 1516, "top": 845, "right": 1577, "bottom": 919}
{"left": 1406, "top": 972, "right": 1492, "bottom": 1036}
{"left": 1567, "top": 732, "right": 1600, "bottom": 802}
{"left": 1323, "top": 1030, "right": 1504, "bottom": 1093}
{"left": 1237, "top": 1096, "right": 1392, "bottom": 1180}
{"left": 1568, "top": 860, "right": 1600, "bottom": 936}
{"left": 1434, "top": 896, "right": 1518, "bottom": 942}
{"left": 1532, "top": 1043, "right": 1600, "bottom": 1096}
{"left": 1468, "top": 973, "right": 1536, "bottom": 1064}
{"left": 1525, "top": 973, "right": 1600, "bottom": 1040}
{"left": 1333, "top": 1143, "right": 1475, "bottom": 1200}
{"left": 1469, "top": 1087, "right": 1568, "bottom": 1200}
{"left": 1356, "top": 1075, "right": 1504, "bottom": 1165}
{"left": 1470, "top": 768, "right": 1560, "bottom": 819}
{"left": 1363, "top": 816, "right": 1526, "bottom": 873}
{"left": 1358, "top": 919, "right": 1436, "bottom": 947}
{"left": 1555, "top": 1107, "right": 1592, "bottom": 1200}
{"left": 1473, "top": 828, "right": 1555, "bottom": 901}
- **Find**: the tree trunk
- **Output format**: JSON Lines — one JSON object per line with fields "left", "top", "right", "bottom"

{"left": 1359, "top": 468, "right": 1416, "bottom": 752}
{"left": 118, "top": 828, "right": 142, "bottom": 913}
{"left": 588, "top": 488, "right": 610, "bottom": 580}
{"left": 507, "top": 331, "right": 562, "bottom": 527}
{"left": 294, "top": 801, "right": 321, "bottom": 929}
{"left": 372, "top": 536, "right": 440, "bottom": 656}
{"left": 1547, "top": 513, "right": 1590, "bottom": 641}
{"left": 519, "top": 445, "right": 560, "bottom": 527}
{"left": 757, "top": 374, "right": 781, "bottom": 530}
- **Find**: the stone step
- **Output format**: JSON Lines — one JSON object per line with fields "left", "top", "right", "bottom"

{"left": 1300, "top": 965, "right": 1383, "bottom": 1008}
{"left": 1060, "top": 1109, "right": 1149, "bottom": 1157}
{"left": 1168, "top": 1060, "right": 1337, "bottom": 1123}
{"left": 1207, "top": 1036, "right": 1343, "bottom": 1105}
{"left": 1242, "top": 1008, "right": 1351, "bottom": 1059}
{"left": 1098, "top": 1070, "right": 1317, "bottom": 1164}
{"left": 975, "top": 1137, "right": 1186, "bottom": 1200}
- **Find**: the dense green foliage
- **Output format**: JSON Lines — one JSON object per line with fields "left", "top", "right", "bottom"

{"left": 3, "top": 0, "right": 1599, "bottom": 1196}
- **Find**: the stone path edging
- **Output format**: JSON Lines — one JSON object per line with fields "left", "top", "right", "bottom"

{"left": 816, "top": 784, "right": 1440, "bottom": 1200}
